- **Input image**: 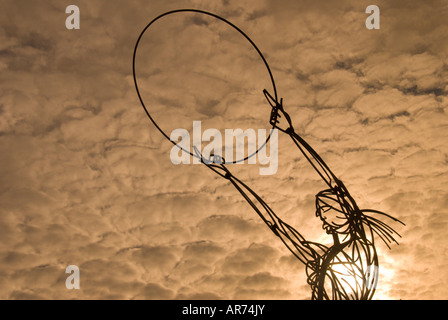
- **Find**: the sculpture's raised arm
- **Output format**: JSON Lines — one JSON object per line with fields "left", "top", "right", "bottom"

{"left": 195, "top": 149, "right": 328, "bottom": 265}
{"left": 264, "top": 89, "right": 339, "bottom": 190}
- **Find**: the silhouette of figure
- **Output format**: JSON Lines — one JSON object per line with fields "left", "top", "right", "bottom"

{"left": 134, "top": 9, "right": 404, "bottom": 300}
{"left": 198, "top": 90, "right": 404, "bottom": 300}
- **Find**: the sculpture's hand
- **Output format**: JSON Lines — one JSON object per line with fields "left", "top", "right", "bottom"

{"left": 263, "top": 90, "right": 339, "bottom": 189}
{"left": 263, "top": 89, "right": 294, "bottom": 133}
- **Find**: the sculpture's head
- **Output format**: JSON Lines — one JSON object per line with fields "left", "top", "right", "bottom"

{"left": 315, "top": 189, "right": 351, "bottom": 235}
{"left": 315, "top": 187, "right": 404, "bottom": 247}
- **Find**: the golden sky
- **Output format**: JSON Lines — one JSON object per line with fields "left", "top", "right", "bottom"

{"left": 0, "top": 0, "right": 447, "bottom": 299}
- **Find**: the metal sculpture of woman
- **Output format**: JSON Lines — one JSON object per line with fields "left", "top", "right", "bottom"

{"left": 133, "top": 9, "right": 404, "bottom": 300}
{"left": 199, "top": 90, "right": 404, "bottom": 299}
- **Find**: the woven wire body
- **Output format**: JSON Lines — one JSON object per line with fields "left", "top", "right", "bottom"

{"left": 306, "top": 186, "right": 380, "bottom": 300}
{"left": 305, "top": 238, "right": 378, "bottom": 300}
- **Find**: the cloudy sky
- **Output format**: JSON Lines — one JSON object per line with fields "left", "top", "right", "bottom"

{"left": 0, "top": 0, "right": 447, "bottom": 300}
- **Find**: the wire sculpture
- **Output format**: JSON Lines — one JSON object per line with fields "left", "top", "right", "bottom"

{"left": 133, "top": 9, "right": 405, "bottom": 300}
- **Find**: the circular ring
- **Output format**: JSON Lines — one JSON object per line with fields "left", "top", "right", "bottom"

{"left": 133, "top": 9, "right": 278, "bottom": 164}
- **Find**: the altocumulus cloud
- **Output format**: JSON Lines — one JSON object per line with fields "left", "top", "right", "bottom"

{"left": 0, "top": 0, "right": 447, "bottom": 300}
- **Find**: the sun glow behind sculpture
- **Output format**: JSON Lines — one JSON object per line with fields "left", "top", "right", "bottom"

{"left": 330, "top": 263, "right": 362, "bottom": 298}
{"left": 371, "top": 250, "right": 397, "bottom": 300}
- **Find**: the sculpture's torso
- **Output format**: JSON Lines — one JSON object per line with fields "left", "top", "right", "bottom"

{"left": 306, "top": 238, "right": 378, "bottom": 300}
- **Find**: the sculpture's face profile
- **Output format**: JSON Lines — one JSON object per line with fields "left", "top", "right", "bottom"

{"left": 315, "top": 192, "right": 349, "bottom": 235}
{"left": 318, "top": 209, "right": 348, "bottom": 234}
